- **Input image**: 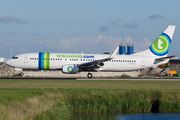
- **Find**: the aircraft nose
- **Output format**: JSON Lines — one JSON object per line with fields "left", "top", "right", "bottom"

{"left": 5, "top": 59, "right": 12, "bottom": 66}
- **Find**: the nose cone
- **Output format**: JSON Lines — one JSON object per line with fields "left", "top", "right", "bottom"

{"left": 5, "top": 59, "right": 12, "bottom": 67}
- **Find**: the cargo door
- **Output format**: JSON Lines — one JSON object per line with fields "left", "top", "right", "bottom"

{"left": 24, "top": 55, "right": 29, "bottom": 63}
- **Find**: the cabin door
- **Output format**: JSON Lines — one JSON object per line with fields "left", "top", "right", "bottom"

{"left": 141, "top": 58, "right": 145, "bottom": 67}
{"left": 24, "top": 55, "right": 29, "bottom": 63}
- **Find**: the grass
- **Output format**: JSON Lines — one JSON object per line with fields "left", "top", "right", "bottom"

{"left": 0, "top": 89, "right": 42, "bottom": 103}
{"left": 0, "top": 79, "right": 180, "bottom": 90}
{"left": 1, "top": 79, "right": 180, "bottom": 119}
{"left": 0, "top": 91, "right": 70, "bottom": 120}
{"left": 64, "top": 90, "right": 152, "bottom": 113}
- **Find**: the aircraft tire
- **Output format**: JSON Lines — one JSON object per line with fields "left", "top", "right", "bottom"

{"left": 20, "top": 73, "right": 24, "bottom": 76}
{"left": 87, "top": 73, "right": 93, "bottom": 78}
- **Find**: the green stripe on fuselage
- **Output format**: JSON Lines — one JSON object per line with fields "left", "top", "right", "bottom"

{"left": 47, "top": 53, "right": 50, "bottom": 69}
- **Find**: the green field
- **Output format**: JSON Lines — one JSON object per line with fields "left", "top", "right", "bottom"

{"left": 1, "top": 79, "right": 180, "bottom": 90}
{"left": 1, "top": 79, "right": 180, "bottom": 120}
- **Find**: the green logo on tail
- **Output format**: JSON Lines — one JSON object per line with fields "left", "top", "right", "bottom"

{"left": 150, "top": 33, "right": 171, "bottom": 56}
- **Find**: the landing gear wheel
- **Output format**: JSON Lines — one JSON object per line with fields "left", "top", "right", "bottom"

{"left": 87, "top": 73, "right": 93, "bottom": 78}
{"left": 20, "top": 73, "right": 24, "bottom": 76}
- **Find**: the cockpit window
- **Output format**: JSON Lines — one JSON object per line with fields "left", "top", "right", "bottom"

{"left": 12, "top": 56, "right": 18, "bottom": 59}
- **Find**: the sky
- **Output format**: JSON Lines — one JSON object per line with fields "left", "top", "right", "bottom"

{"left": 0, "top": 0, "right": 180, "bottom": 58}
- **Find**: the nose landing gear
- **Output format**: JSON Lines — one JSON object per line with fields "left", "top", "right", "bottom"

{"left": 87, "top": 73, "right": 93, "bottom": 78}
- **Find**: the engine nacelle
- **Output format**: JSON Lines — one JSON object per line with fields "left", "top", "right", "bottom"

{"left": 62, "top": 65, "right": 79, "bottom": 74}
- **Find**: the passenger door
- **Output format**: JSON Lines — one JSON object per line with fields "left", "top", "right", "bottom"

{"left": 24, "top": 55, "right": 29, "bottom": 63}
{"left": 141, "top": 57, "right": 145, "bottom": 67}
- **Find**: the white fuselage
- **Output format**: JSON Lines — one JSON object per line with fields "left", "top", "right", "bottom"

{"left": 5, "top": 52, "right": 168, "bottom": 72}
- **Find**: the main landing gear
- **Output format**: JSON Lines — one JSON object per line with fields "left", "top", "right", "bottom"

{"left": 87, "top": 73, "right": 93, "bottom": 78}
{"left": 20, "top": 72, "right": 24, "bottom": 76}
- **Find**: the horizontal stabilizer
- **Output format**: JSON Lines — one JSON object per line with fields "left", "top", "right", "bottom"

{"left": 155, "top": 55, "right": 176, "bottom": 61}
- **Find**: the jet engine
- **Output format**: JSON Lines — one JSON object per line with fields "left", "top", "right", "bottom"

{"left": 62, "top": 65, "right": 79, "bottom": 74}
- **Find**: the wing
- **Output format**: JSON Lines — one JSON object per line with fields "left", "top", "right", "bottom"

{"left": 78, "top": 47, "right": 119, "bottom": 70}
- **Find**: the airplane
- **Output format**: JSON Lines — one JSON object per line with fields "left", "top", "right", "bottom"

{"left": 5, "top": 25, "right": 176, "bottom": 78}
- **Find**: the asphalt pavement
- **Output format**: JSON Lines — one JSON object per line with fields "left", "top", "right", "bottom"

{"left": 0, "top": 77, "right": 180, "bottom": 81}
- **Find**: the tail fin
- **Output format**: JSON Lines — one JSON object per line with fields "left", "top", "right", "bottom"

{"left": 134, "top": 25, "right": 176, "bottom": 57}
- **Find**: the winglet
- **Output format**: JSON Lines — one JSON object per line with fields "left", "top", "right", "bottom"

{"left": 108, "top": 47, "right": 119, "bottom": 59}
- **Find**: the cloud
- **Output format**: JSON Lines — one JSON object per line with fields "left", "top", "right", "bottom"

{"left": 98, "top": 25, "right": 110, "bottom": 32}
{"left": 124, "top": 36, "right": 133, "bottom": 43}
{"left": 35, "top": 36, "right": 122, "bottom": 53}
{"left": 26, "top": 33, "right": 39, "bottom": 36}
{"left": 34, "top": 35, "right": 154, "bottom": 54}
{"left": 36, "top": 40, "right": 44, "bottom": 45}
{"left": 0, "top": 14, "right": 28, "bottom": 24}
{"left": 110, "top": 18, "right": 122, "bottom": 27}
{"left": 2, "top": 32, "right": 39, "bottom": 36}
{"left": 134, "top": 38, "right": 152, "bottom": 52}
{"left": 110, "top": 18, "right": 139, "bottom": 29}
{"left": 149, "top": 15, "right": 165, "bottom": 19}
{"left": 2, "top": 32, "right": 17, "bottom": 35}
{"left": 124, "top": 23, "right": 139, "bottom": 29}
{"left": 120, "top": 37, "right": 152, "bottom": 52}
{"left": 133, "top": 19, "right": 139, "bottom": 22}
